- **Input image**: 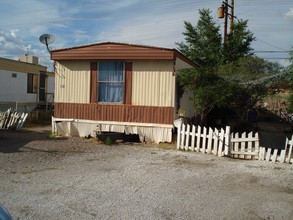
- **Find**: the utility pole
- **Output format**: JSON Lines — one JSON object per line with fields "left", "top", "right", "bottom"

{"left": 218, "top": 0, "right": 235, "bottom": 49}
{"left": 230, "top": 0, "right": 234, "bottom": 34}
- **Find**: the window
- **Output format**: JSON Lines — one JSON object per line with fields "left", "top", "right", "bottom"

{"left": 11, "top": 73, "right": 17, "bottom": 78}
{"left": 97, "top": 61, "right": 124, "bottom": 103}
{"left": 27, "top": 73, "right": 38, "bottom": 93}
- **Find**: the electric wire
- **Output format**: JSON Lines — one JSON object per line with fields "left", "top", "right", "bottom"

{"left": 0, "top": 0, "right": 292, "bottom": 64}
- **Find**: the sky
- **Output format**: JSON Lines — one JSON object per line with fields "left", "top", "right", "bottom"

{"left": 0, "top": 0, "right": 292, "bottom": 70}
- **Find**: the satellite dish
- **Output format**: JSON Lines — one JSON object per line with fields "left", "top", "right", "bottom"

{"left": 39, "top": 34, "right": 55, "bottom": 53}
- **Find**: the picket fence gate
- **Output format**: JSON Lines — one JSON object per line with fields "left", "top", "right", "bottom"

{"left": 176, "top": 123, "right": 292, "bottom": 164}
{"left": 0, "top": 108, "right": 28, "bottom": 130}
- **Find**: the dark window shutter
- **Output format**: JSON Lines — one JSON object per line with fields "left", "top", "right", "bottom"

{"left": 125, "top": 62, "right": 132, "bottom": 105}
{"left": 90, "top": 62, "right": 97, "bottom": 103}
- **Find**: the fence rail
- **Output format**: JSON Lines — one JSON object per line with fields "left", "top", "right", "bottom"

{"left": 230, "top": 132, "right": 259, "bottom": 160}
{"left": 176, "top": 122, "right": 292, "bottom": 165}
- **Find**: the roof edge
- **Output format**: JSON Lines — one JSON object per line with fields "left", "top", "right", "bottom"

{"left": 0, "top": 57, "right": 47, "bottom": 69}
{"left": 51, "top": 41, "right": 176, "bottom": 53}
{"left": 51, "top": 42, "right": 198, "bottom": 67}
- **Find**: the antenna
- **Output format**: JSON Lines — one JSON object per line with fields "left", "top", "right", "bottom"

{"left": 39, "top": 34, "right": 55, "bottom": 53}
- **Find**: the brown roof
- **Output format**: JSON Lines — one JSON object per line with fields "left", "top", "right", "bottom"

{"left": 51, "top": 42, "right": 197, "bottom": 67}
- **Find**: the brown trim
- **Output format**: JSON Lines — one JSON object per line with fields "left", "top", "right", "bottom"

{"left": 124, "top": 62, "right": 132, "bottom": 105}
{"left": 52, "top": 42, "right": 175, "bottom": 53}
{"left": 51, "top": 42, "right": 196, "bottom": 68}
{"left": 90, "top": 62, "right": 97, "bottom": 103}
{"left": 174, "top": 50, "right": 199, "bottom": 68}
{"left": 54, "top": 102, "right": 174, "bottom": 125}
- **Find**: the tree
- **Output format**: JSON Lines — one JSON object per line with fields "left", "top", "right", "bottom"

{"left": 177, "top": 67, "right": 236, "bottom": 125}
{"left": 289, "top": 48, "right": 293, "bottom": 73}
{"left": 176, "top": 9, "right": 222, "bottom": 71}
{"left": 224, "top": 19, "right": 255, "bottom": 62}
{"left": 219, "top": 56, "right": 288, "bottom": 118}
{"left": 218, "top": 56, "right": 284, "bottom": 81}
{"left": 176, "top": 9, "right": 255, "bottom": 125}
{"left": 288, "top": 48, "right": 293, "bottom": 112}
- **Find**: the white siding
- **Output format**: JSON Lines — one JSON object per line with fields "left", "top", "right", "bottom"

{"left": 55, "top": 61, "right": 90, "bottom": 103}
{"left": 132, "top": 61, "right": 175, "bottom": 107}
{"left": 0, "top": 70, "right": 37, "bottom": 103}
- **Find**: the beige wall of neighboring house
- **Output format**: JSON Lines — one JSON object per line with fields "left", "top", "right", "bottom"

{"left": 0, "top": 56, "right": 47, "bottom": 74}
{"left": 0, "top": 56, "right": 54, "bottom": 107}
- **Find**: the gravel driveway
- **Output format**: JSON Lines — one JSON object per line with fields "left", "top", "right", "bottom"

{"left": 0, "top": 128, "right": 292, "bottom": 220}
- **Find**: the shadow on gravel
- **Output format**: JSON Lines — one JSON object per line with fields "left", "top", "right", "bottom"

{"left": 0, "top": 130, "right": 61, "bottom": 153}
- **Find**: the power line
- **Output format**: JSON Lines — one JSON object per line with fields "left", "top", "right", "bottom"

{"left": 265, "top": 58, "right": 290, "bottom": 60}
{"left": 254, "top": 51, "right": 290, "bottom": 53}
{"left": 255, "top": 38, "right": 288, "bottom": 51}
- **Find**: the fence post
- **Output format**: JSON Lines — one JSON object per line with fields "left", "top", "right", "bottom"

{"left": 196, "top": 126, "right": 201, "bottom": 152}
{"left": 213, "top": 128, "right": 219, "bottom": 155}
{"left": 180, "top": 123, "right": 186, "bottom": 150}
{"left": 191, "top": 125, "right": 196, "bottom": 151}
{"left": 185, "top": 124, "right": 190, "bottom": 151}
{"left": 176, "top": 123, "right": 181, "bottom": 150}
{"left": 224, "top": 126, "right": 230, "bottom": 156}
{"left": 218, "top": 128, "right": 225, "bottom": 157}
{"left": 286, "top": 135, "right": 293, "bottom": 164}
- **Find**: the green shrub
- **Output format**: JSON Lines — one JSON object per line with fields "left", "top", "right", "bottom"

{"left": 288, "top": 93, "right": 293, "bottom": 113}
{"left": 104, "top": 136, "right": 112, "bottom": 145}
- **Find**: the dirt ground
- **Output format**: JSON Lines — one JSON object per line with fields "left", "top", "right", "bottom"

{"left": 0, "top": 127, "right": 292, "bottom": 220}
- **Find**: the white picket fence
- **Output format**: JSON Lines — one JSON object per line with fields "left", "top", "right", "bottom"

{"left": 230, "top": 132, "right": 259, "bottom": 160}
{"left": 176, "top": 124, "right": 230, "bottom": 157}
{"left": 0, "top": 108, "right": 28, "bottom": 130}
{"left": 259, "top": 137, "right": 293, "bottom": 164}
{"left": 176, "top": 123, "right": 293, "bottom": 164}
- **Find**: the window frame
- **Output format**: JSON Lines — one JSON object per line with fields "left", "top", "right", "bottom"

{"left": 97, "top": 61, "right": 125, "bottom": 104}
{"left": 27, "top": 73, "right": 38, "bottom": 94}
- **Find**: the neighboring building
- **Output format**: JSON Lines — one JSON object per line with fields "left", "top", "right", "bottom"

{"left": 51, "top": 42, "right": 197, "bottom": 143}
{"left": 0, "top": 56, "right": 54, "bottom": 112}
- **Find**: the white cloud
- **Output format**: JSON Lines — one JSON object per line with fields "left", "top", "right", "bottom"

{"left": 284, "top": 8, "right": 293, "bottom": 21}
{"left": 0, "top": 0, "right": 292, "bottom": 70}
{"left": 0, "top": 30, "right": 26, "bottom": 58}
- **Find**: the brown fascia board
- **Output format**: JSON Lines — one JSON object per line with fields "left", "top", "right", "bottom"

{"left": 51, "top": 42, "right": 197, "bottom": 67}
{"left": 51, "top": 42, "right": 174, "bottom": 53}
{"left": 173, "top": 50, "right": 199, "bottom": 68}
{"left": 51, "top": 42, "right": 174, "bottom": 60}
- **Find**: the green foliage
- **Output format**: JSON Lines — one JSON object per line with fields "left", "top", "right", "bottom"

{"left": 178, "top": 68, "right": 236, "bottom": 124}
{"left": 287, "top": 48, "right": 293, "bottom": 112}
{"left": 289, "top": 48, "right": 293, "bottom": 74}
{"left": 288, "top": 93, "right": 293, "bottom": 113}
{"left": 176, "top": 8, "right": 291, "bottom": 124}
{"left": 219, "top": 56, "right": 283, "bottom": 81}
{"left": 219, "top": 56, "right": 287, "bottom": 118}
{"left": 176, "top": 9, "right": 256, "bottom": 124}
{"left": 224, "top": 20, "right": 255, "bottom": 62}
{"left": 104, "top": 136, "right": 112, "bottom": 145}
{"left": 176, "top": 9, "right": 222, "bottom": 70}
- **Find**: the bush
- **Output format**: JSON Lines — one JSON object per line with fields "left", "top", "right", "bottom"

{"left": 104, "top": 136, "right": 112, "bottom": 145}
{"left": 288, "top": 93, "right": 293, "bottom": 113}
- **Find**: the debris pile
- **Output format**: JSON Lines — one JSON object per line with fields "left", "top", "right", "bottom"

{"left": 0, "top": 108, "right": 28, "bottom": 130}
